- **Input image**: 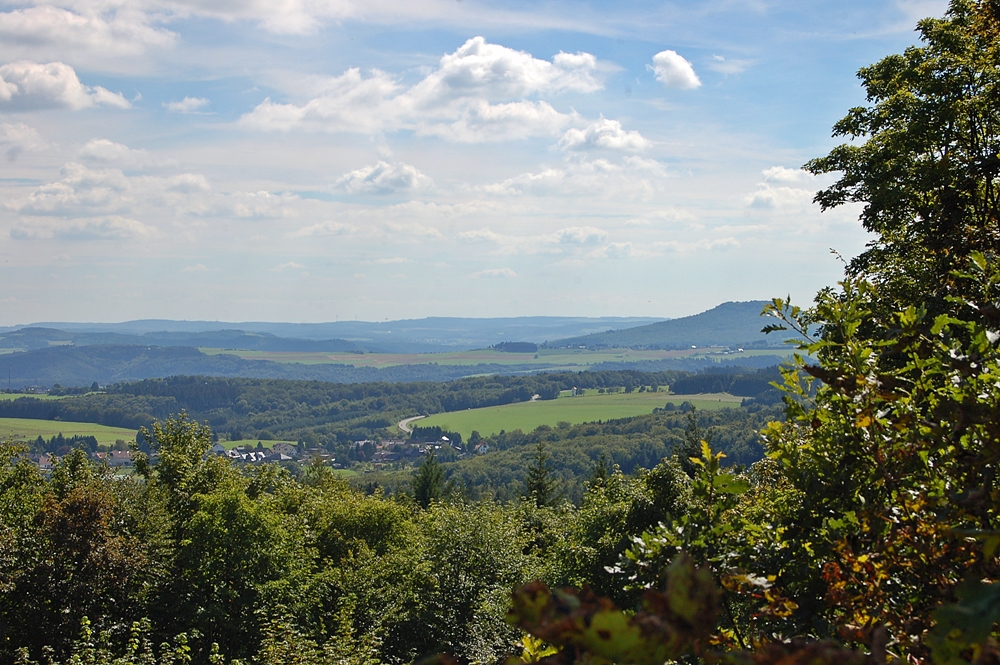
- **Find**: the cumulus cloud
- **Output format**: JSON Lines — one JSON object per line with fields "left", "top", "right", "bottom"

{"left": 335, "top": 161, "right": 431, "bottom": 194}
{"left": 5, "top": 162, "right": 218, "bottom": 224}
{"left": 745, "top": 185, "right": 814, "bottom": 209}
{"left": 10, "top": 215, "right": 156, "bottom": 240}
{"left": 77, "top": 138, "right": 174, "bottom": 169}
{"left": 744, "top": 166, "right": 817, "bottom": 208}
{"left": 481, "top": 156, "right": 669, "bottom": 199}
{"left": 648, "top": 50, "right": 701, "bottom": 89}
{"left": 559, "top": 117, "right": 649, "bottom": 152}
{"left": 761, "top": 165, "right": 814, "bottom": 183}
{"left": 240, "top": 36, "right": 602, "bottom": 141}
{"left": 164, "top": 96, "right": 209, "bottom": 113}
{"left": 0, "top": 61, "right": 130, "bottom": 110}
{"left": 0, "top": 122, "right": 44, "bottom": 161}
{"left": 0, "top": 6, "right": 176, "bottom": 73}
{"left": 459, "top": 227, "right": 505, "bottom": 243}
{"left": 472, "top": 267, "right": 516, "bottom": 278}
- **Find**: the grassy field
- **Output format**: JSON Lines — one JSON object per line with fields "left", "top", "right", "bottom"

{"left": 0, "top": 417, "right": 137, "bottom": 445}
{"left": 200, "top": 346, "right": 792, "bottom": 370}
{"left": 0, "top": 393, "right": 67, "bottom": 401}
{"left": 412, "top": 391, "right": 743, "bottom": 439}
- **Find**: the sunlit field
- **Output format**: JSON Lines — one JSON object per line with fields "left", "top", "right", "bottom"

{"left": 413, "top": 390, "right": 743, "bottom": 439}
{"left": 0, "top": 417, "right": 137, "bottom": 445}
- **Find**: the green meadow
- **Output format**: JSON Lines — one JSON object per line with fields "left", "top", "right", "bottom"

{"left": 412, "top": 391, "right": 743, "bottom": 439}
{"left": 0, "top": 393, "right": 67, "bottom": 401}
{"left": 0, "top": 417, "right": 137, "bottom": 445}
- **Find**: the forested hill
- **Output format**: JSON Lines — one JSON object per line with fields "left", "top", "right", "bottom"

{"left": 2, "top": 344, "right": 541, "bottom": 388}
{"left": 549, "top": 300, "right": 798, "bottom": 349}
{"left": 0, "top": 370, "right": 690, "bottom": 444}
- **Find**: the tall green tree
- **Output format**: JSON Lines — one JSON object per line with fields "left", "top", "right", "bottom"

{"left": 412, "top": 450, "right": 445, "bottom": 508}
{"left": 807, "top": 0, "right": 1000, "bottom": 312}
{"left": 523, "top": 442, "right": 563, "bottom": 508}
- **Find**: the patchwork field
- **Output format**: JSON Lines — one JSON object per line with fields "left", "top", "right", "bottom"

{"left": 0, "top": 417, "right": 137, "bottom": 445}
{"left": 412, "top": 391, "right": 744, "bottom": 439}
{"left": 200, "top": 346, "right": 790, "bottom": 370}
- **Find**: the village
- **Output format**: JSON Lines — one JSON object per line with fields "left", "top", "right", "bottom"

{"left": 19, "top": 433, "right": 484, "bottom": 473}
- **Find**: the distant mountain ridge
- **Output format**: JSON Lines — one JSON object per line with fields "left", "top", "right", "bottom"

{"left": 548, "top": 301, "right": 798, "bottom": 349}
{"left": 1, "top": 316, "right": 665, "bottom": 353}
{"left": 0, "top": 328, "right": 370, "bottom": 354}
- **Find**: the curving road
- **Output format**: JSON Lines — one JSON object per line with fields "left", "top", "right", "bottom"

{"left": 397, "top": 415, "right": 426, "bottom": 435}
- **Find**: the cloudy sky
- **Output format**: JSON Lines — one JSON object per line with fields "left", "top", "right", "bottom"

{"left": 0, "top": 0, "right": 947, "bottom": 325}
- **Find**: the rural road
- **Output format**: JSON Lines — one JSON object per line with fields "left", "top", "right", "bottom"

{"left": 397, "top": 415, "right": 426, "bottom": 434}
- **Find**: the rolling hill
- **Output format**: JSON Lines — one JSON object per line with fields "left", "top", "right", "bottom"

{"left": 548, "top": 301, "right": 799, "bottom": 349}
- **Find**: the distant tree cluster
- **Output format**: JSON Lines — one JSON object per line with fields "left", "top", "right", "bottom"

{"left": 490, "top": 341, "right": 539, "bottom": 353}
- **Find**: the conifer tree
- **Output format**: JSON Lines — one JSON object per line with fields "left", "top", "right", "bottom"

{"left": 412, "top": 450, "right": 445, "bottom": 508}
{"left": 523, "top": 442, "right": 562, "bottom": 507}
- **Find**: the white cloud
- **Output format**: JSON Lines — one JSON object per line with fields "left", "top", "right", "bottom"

{"left": 559, "top": 117, "right": 649, "bottom": 152}
{"left": 374, "top": 257, "right": 409, "bottom": 264}
{"left": 459, "top": 227, "right": 505, "bottom": 243}
{"left": 335, "top": 161, "right": 431, "bottom": 194}
{"left": 0, "top": 122, "right": 44, "bottom": 160}
{"left": 553, "top": 226, "right": 608, "bottom": 245}
{"left": 10, "top": 215, "right": 156, "bottom": 240}
{"left": 183, "top": 263, "right": 208, "bottom": 272}
{"left": 289, "top": 221, "right": 358, "bottom": 237}
{"left": 230, "top": 190, "right": 296, "bottom": 218}
{"left": 78, "top": 138, "right": 173, "bottom": 169}
{"left": 744, "top": 166, "right": 817, "bottom": 208}
{"left": 271, "top": 261, "right": 305, "bottom": 272}
{"left": 472, "top": 267, "right": 516, "bottom": 278}
{"left": 240, "top": 37, "right": 601, "bottom": 141}
{"left": 762, "top": 165, "right": 813, "bottom": 183}
{"left": 0, "top": 6, "right": 176, "bottom": 72}
{"left": 0, "top": 61, "right": 130, "bottom": 110}
{"left": 745, "top": 184, "right": 814, "bottom": 208}
{"left": 164, "top": 96, "right": 209, "bottom": 113}
{"left": 408, "top": 37, "right": 601, "bottom": 104}
{"left": 5, "top": 162, "right": 217, "bottom": 223}
{"left": 707, "top": 55, "right": 751, "bottom": 75}
{"left": 481, "top": 155, "right": 669, "bottom": 199}
{"left": 648, "top": 50, "right": 701, "bottom": 89}
{"left": 601, "top": 241, "right": 633, "bottom": 258}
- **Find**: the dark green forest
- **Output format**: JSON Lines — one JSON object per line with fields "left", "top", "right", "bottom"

{"left": 5, "top": 2, "right": 1000, "bottom": 664}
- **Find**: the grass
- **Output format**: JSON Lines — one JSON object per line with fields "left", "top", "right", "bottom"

{"left": 198, "top": 346, "right": 792, "bottom": 371}
{"left": 0, "top": 417, "right": 138, "bottom": 445}
{"left": 413, "top": 391, "right": 744, "bottom": 439}
{"left": 0, "top": 393, "right": 68, "bottom": 401}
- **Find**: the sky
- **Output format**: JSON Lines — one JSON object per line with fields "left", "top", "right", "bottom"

{"left": 0, "top": 0, "right": 949, "bottom": 325}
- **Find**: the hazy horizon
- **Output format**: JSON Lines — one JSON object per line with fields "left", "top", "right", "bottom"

{"left": 0, "top": 0, "right": 948, "bottom": 325}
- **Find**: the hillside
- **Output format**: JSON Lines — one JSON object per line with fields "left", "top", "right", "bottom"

{"left": 548, "top": 300, "right": 799, "bottom": 349}
{"left": 4, "top": 316, "right": 664, "bottom": 353}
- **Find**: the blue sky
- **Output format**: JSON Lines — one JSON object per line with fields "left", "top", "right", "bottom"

{"left": 0, "top": 0, "right": 947, "bottom": 325}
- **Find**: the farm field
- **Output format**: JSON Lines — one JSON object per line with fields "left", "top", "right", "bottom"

{"left": 413, "top": 391, "right": 744, "bottom": 439}
{"left": 0, "top": 393, "right": 67, "bottom": 401}
{"left": 199, "top": 346, "right": 790, "bottom": 370}
{"left": 0, "top": 417, "right": 137, "bottom": 445}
